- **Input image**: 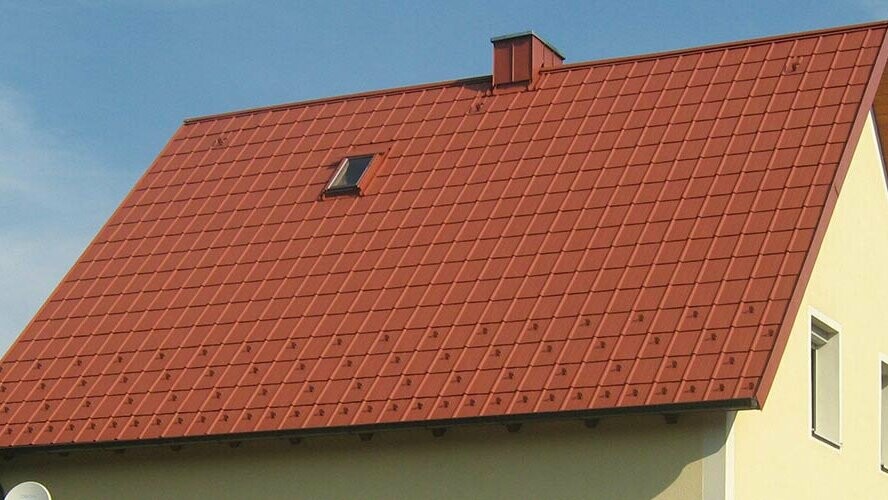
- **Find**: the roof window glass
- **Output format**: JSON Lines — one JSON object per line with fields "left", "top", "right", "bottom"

{"left": 325, "top": 155, "right": 374, "bottom": 195}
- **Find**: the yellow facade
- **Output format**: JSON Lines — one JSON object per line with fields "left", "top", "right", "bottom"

{"left": 733, "top": 113, "right": 888, "bottom": 498}
{"left": 0, "top": 414, "right": 725, "bottom": 500}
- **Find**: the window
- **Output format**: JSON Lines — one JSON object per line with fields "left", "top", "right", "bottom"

{"left": 325, "top": 155, "right": 375, "bottom": 195}
{"left": 811, "top": 318, "right": 840, "bottom": 447}
{"left": 881, "top": 361, "right": 888, "bottom": 470}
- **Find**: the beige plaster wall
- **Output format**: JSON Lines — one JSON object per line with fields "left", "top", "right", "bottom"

{"left": 0, "top": 414, "right": 726, "bottom": 500}
{"left": 733, "top": 113, "right": 888, "bottom": 499}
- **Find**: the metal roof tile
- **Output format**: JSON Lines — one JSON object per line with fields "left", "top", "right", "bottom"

{"left": 2, "top": 21, "right": 887, "bottom": 448}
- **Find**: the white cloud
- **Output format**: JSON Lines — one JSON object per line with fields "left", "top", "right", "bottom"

{"left": 0, "top": 83, "right": 130, "bottom": 355}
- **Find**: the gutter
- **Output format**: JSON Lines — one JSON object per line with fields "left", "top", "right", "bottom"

{"left": 0, "top": 397, "right": 757, "bottom": 458}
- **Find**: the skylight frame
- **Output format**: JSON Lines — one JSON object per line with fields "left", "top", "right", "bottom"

{"left": 324, "top": 154, "right": 377, "bottom": 196}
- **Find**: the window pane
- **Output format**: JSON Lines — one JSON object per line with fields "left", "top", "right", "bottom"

{"left": 811, "top": 322, "right": 840, "bottom": 446}
{"left": 881, "top": 362, "right": 888, "bottom": 467}
{"left": 328, "top": 155, "right": 373, "bottom": 191}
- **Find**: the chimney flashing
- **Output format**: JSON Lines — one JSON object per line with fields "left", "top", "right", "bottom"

{"left": 490, "top": 31, "right": 565, "bottom": 59}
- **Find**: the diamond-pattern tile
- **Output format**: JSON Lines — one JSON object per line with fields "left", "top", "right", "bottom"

{"left": 1, "top": 22, "right": 886, "bottom": 448}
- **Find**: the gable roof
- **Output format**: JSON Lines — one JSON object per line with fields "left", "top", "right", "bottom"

{"left": 2, "top": 21, "right": 887, "bottom": 450}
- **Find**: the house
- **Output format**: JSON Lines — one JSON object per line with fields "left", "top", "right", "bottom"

{"left": 1, "top": 19, "right": 887, "bottom": 499}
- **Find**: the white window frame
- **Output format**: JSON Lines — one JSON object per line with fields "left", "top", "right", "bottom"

{"left": 808, "top": 307, "right": 842, "bottom": 450}
{"left": 879, "top": 354, "right": 888, "bottom": 473}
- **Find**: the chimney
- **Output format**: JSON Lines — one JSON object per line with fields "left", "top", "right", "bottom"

{"left": 491, "top": 31, "right": 564, "bottom": 87}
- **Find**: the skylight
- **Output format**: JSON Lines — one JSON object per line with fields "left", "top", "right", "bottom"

{"left": 325, "top": 155, "right": 375, "bottom": 195}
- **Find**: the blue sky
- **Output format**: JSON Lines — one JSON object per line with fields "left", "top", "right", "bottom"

{"left": 0, "top": 0, "right": 885, "bottom": 354}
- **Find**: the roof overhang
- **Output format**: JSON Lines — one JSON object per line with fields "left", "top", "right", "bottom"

{"left": 0, "top": 397, "right": 757, "bottom": 457}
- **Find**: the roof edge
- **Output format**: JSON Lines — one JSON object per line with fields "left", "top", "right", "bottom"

{"left": 0, "top": 398, "right": 757, "bottom": 456}
{"left": 0, "top": 127, "right": 190, "bottom": 369}
{"left": 753, "top": 22, "right": 888, "bottom": 406}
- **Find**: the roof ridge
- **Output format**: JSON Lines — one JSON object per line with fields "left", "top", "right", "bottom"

{"left": 184, "top": 19, "right": 887, "bottom": 126}
{"left": 183, "top": 75, "right": 492, "bottom": 124}
{"left": 548, "top": 18, "right": 888, "bottom": 73}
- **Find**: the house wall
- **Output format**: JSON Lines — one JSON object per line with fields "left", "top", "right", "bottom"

{"left": 733, "top": 113, "right": 888, "bottom": 498}
{"left": 0, "top": 413, "right": 727, "bottom": 500}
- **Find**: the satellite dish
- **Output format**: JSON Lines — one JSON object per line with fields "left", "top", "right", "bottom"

{"left": 4, "top": 482, "right": 50, "bottom": 500}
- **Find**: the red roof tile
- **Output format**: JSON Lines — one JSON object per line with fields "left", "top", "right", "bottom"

{"left": 2, "top": 21, "right": 888, "bottom": 448}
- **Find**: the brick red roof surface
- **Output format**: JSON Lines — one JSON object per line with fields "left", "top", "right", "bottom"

{"left": 2, "top": 22, "right": 887, "bottom": 448}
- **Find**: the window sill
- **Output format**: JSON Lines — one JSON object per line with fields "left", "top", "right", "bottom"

{"left": 811, "top": 431, "right": 841, "bottom": 449}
